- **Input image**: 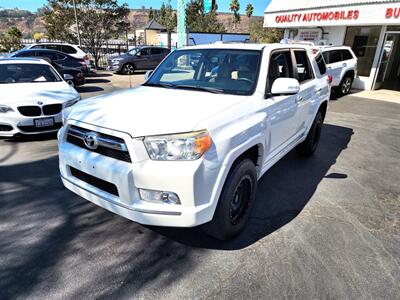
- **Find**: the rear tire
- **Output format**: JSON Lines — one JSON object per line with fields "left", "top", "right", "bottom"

{"left": 122, "top": 63, "right": 135, "bottom": 75}
{"left": 202, "top": 159, "right": 257, "bottom": 241}
{"left": 296, "top": 111, "right": 323, "bottom": 157}
{"left": 338, "top": 75, "right": 353, "bottom": 96}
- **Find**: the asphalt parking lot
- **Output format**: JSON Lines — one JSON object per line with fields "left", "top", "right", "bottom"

{"left": 0, "top": 74, "right": 399, "bottom": 299}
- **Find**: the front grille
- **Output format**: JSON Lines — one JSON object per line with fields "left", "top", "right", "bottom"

{"left": 18, "top": 106, "right": 41, "bottom": 117}
{"left": 66, "top": 125, "right": 132, "bottom": 163}
{"left": 69, "top": 166, "right": 119, "bottom": 197}
{"left": 43, "top": 104, "right": 62, "bottom": 115}
{"left": 18, "top": 122, "right": 62, "bottom": 133}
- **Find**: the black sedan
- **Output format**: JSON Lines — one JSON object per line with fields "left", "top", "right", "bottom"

{"left": 11, "top": 49, "right": 89, "bottom": 76}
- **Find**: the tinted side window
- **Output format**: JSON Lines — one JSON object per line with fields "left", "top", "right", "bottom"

{"left": 151, "top": 48, "right": 162, "bottom": 55}
{"left": 45, "top": 44, "right": 62, "bottom": 51}
{"left": 140, "top": 48, "right": 150, "bottom": 56}
{"left": 267, "top": 50, "right": 293, "bottom": 92}
{"left": 315, "top": 53, "right": 327, "bottom": 75}
{"left": 32, "top": 45, "right": 45, "bottom": 49}
{"left": 341, "top": 50, "right": 353, "bottom": 60}
{"left": 162, "top": 48, "right": 170, "bottom": 55}
{"left": 294, "top": 50, "right": 314, "bottom": 83}
{"left": 327, "top": 50, "right": 342, "bottom": 64}
{"left": 16, "top": 51, "right": 34, "bottom": 57}
{"left": 62, "top": 45, "right": 77, "bottom": 54}
{"left": 38, "top": 51, "right": 58, "bottom": 61}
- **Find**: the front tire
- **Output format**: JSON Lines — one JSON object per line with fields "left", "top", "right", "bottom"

{"left": 296, "top": 111, "right": 323, "bottom": 157}
{"left": 122, "top": 63, "right": 135, "bottom": 75}
{"left": 338, "top": 75, "right": 353, "bottom": 96}
{"left": 202, "top": 159, "right": 257, "bottom": 240}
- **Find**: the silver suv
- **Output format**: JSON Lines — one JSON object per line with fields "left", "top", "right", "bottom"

{"left": 321, "top": 46, "right": 357, "bottom": 96}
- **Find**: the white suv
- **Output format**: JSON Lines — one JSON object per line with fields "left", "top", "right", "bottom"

{"left": 59, "top": 44, "right": 331, "bottom": 240}
{"left": 321, "top": 46, "right": 357, "bottom": 96}
{"left": 22, "top": 43, "right": 90, "bottom": 66}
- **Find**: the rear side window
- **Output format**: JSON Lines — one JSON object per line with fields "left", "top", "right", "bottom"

{"left": 16, "top": 51, "right": 34, "bottom": 57}
{"left": 294, "top": 50, "right": 314, "bottom": 83}
{"left": 324, "top": 50, "right": 342, "bottom": 64}
{"left": 38, "top": 51, "right": 58, "bottom": 61}
{"left": 32, "top": 45, "right": 45, "bottom": 49}
{"left": 267, "top": 50, "right": 294, "bottom": 92}
{"left": 162, "top": 48, "right": 170, "bottom": 55}
{"left": 62, "top": 45, "right": 77, "bottom": 54}
{"left": 315, "top": 54, "right": 327, "bottom": 75}
{"left": 341, "top": 50, "right": 353, "bottom": 60}
{"left": 45, "top": 44, "right": 62, "bottom": 52}
{"left": 151, "top": 48, "right": 162, "bottom": 55}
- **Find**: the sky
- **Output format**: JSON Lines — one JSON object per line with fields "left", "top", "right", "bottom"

{"left": 0, "top": 0, "right": 270, "bottom": 16}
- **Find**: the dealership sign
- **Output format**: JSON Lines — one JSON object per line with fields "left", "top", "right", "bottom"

{"left": 264, "top": 3, "right": 400, "bottom": 27}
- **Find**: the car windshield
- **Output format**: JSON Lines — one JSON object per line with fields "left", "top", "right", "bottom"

{"left": 144, "top": 49, "right": 262, "bottom": 95}
{"left": 128, "top": 47, "right": 140, "bottom": 55}
{"left": 0, "top": 63, "right": 62, "bottom": 84}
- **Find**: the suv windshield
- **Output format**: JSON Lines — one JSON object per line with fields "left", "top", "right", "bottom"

{"left": 0, "top": 63, "right": 62, "bottom": 84}
{"left": 145, "top": 49, "right": 262, "bottom": 95}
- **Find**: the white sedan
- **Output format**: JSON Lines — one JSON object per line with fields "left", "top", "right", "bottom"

{"left": 0, "top": 58, "right": 80, "bottom": 137}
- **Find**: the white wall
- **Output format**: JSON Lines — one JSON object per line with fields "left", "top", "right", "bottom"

{"left": 322, "top": 26, "right": 347, "bottom": 45}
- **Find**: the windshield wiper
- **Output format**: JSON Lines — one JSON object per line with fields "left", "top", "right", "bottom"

{"left": 144, "top": 82, "right": 175, "bottom": 89}
{"left": 173, "top": 85, "right": 224, "bottom": 94}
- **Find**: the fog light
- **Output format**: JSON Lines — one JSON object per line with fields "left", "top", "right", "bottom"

{"left": 139, "top": 189, "right": 181, "bottom": 205}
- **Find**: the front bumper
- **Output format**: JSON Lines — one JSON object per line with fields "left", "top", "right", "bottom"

{"left": 58, "top": 122, "right": 221, "bottom": 227}
{"left": 106, "top": 60, "right": 122, "bottom": 71}
{"left": 0, "top": 112, "right": 63, "bottom": 137}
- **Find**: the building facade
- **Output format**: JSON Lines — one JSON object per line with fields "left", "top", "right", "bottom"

{"left": 264, "top": 0, "right": 400, "bottom": 91}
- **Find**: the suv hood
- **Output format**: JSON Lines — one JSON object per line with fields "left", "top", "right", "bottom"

{"left": 68, "top": 86, "right": 247, "bottom": 137}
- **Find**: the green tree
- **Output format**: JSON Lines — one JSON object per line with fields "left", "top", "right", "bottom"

{"left": 43, "top": 0, "right": 129, "bottom": 68}
{"left": 159, "top": 0, "right": 176, "bottom": 48}
{"left": 245, "top": 3, "right": 253, "bottom": 18}
{"left": 229, "top": 0, "right": 241, "bottom": 29}
{"left": 148, "top": 6, "right": 154, "bottom": 20}
{"left": 249, "top": 19, "right": 283, "bottom": 43}
{"left": 0, "top": 26, "right": 23, "bottom": 52}
{"left": 186, "top": 0, "right": 225, "bottom": 33}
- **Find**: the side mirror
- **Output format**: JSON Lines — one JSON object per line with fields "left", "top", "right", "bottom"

{"left": 64, "top": 74, "right": 74, "bottom": 86}
{"left": 144, "top": 70, "right": 153, "bottom": 81}
{"left": 271, "top": 78, "right": 300, "bottom": 96}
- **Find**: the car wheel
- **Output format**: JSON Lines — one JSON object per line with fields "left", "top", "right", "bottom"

{"left": 339, "top": 75, "right": 353, "bottom": 96}
{"left": 122, "top": 63, "right": 135, "bottom": 75}
{"left": 202, "top": 159, "right": 257, "bottom": 240}
{"left": 296, "top": 111, "right": 323, "bottom": 157}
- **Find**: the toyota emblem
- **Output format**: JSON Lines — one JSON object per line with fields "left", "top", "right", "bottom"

{"left": 83, "top": 132, "right": 99, "bottom": 150}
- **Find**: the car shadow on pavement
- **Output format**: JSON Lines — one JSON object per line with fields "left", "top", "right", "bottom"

{"left": 150, "top": 123, "right": 354, "bottom": 250}
{"left": 85, "top": 78, "right": 111, "bottom": 84}
{"left": 76, "top": 86, "right": 104, "bottom": 93}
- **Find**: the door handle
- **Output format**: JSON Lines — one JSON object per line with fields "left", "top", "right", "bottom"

{"left": 342, "top": 63, "right": 347, "bottom": 67}
{"left": 296, "top": 96, "right": 304, "bottom": 103}
{"left": 316, "top": 88, "right": 323, "bottom": 93}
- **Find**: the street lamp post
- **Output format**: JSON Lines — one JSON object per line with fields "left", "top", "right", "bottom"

{"left": 72, "top": 0, "right": 82, "bottom": 46}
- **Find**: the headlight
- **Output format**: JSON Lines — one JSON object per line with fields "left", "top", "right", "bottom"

{"left": 112, "top": 58, "right": 123, "bottom": 63}
{"left": 0, "top": 105, "right": 14, "bottom": 113}
{"left": 62, "top": 106, "right": 73, "bottom": 124}
{"left": 64, "top": 96, "right": 81, "bottom": 109}
{"left": 143, "top": 130, "right": 212, "bottom": 161}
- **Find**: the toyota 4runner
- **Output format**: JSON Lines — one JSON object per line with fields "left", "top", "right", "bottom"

{"left": 59, "top": 43, "right": 331, "bottom": 240}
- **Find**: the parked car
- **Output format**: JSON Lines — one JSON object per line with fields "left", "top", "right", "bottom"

{"left": 321, "top": 46, "right": 357, "bottom": 96}
{"left": 11, "top": 49, "right": 89, "bottom": 76}
{"left": 107, "top": 46, "right": 170, "bottom": 74}
{"left": 22, "top": 43, "right": 90, "bottom": 66}
{"left": 55, "top": 64, "right": 85, "bottom": 88}
{"left": 0, "top": 58, "right": 80, "bottom": 137}
{"left": 59, "top": 43, "right": 330, "bottom": 240}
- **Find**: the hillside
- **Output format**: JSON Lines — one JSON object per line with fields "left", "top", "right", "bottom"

{"left": 0, "top": 8, "right": 262, "bottom": 37}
